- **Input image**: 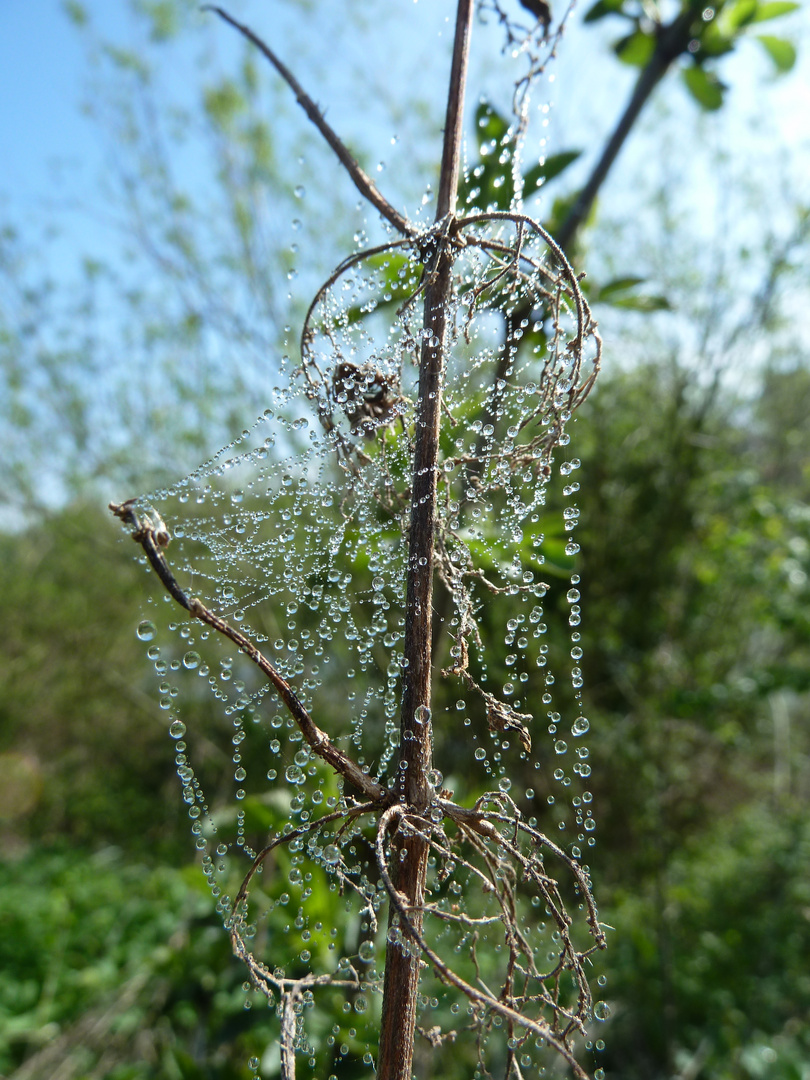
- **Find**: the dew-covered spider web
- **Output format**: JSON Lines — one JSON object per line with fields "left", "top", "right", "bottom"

{"left": 118, "top": 206, "right": 609, "bottom": 1077}
{"left": 110, "top": 4, "right": 613, "bottom": 1073}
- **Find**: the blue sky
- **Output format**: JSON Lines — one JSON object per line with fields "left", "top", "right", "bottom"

{"left": 0, "top": 0, "right": 807, "bottom": 517}
{"left": 2, "top": 0, "right": 807, "bottom": 279}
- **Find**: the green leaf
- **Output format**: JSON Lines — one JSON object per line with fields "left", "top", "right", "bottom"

{"left": 614, "top": 30, "right": 656, "bottom": 66}
{"left": 750, "top": 1, "right": 800, "bottom": 22}
{"left": 682, "top": 65, "right": 726, "bottom": 110}
{"left": 590, "top": 276, "right": 672, "bottom": 311}
{"left": 474, "top": 102, "right": 510, "bottom": 152}
{"left": 344, "top": 252, "right": 416, "bottom": 324}
{"left": 458, "top": 102, "right": 519, "bottom": 211}
{"left": 139, "top": 1, "right": 179, "bottom": 42}
{"left": 583, "top": 0, "right": 629, "bottom": 23}
{"left": 722, "top": 0, "right": 759, "bottom": 30}
{"left": 101, "top": 45, "right": 151, "bottom": 81}
{"left": 62, "top": 0, "right": 89, "bottom": 26}
{"left": 697, "top": 25, "right": 736, "bottom": 58}
{"left": 203, "top": 80, "right": 247, "bottom": 129}
{"left": 756, "top": 34, "right": 797, "bottom": 70}
{"left": 610, "top": 294, "right": 672, "bottom": 311}
{"left": 597, "top": 276, "right": 646, "bottom": 300}
{"left": 523, "top": 150, "right": 582, "bottom": 196}
{"left": 459, "top": 163, "right": 516, "bottom": 212}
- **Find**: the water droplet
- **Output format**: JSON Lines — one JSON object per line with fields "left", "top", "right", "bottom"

{"left": 594, "top": 1001, "right": 610, "bottom": 1021}
{"left": 414, "top": 704, "right": 431, "bottom": 725}
{"left": 183, "top": 651, "right": 201, "bottom": 670}
{"left": 358, "top": 940, "right": 375, "bottom": 963}
{"left": 136, "top": 620, "right": 156, "bottom": 642}
{"left": 554, "top": 740, "right": 568, "bottom": 755}
{"left": 323, "top": 844, "right": 340, "bottom": 865}
{"left": 294, "top": 185, "right": 305, "bottom": 198}
{"left": 571, "top": 716, "right": 590, "bottom": 736}
{"left": 475, "top": 747, "right": 487, "bottom": 761}
{"left": 169, "top": 719, "right": 186, "bottom": 739}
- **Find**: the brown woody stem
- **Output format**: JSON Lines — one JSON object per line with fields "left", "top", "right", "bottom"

{"left": 202, "top": 6, "right": 415, "bottom": 238}
{"left": 109, "top": 500, "right": 390, "bottom": 805}
{"left": 376, "top": 3, "right": 474, "bottom": 1078}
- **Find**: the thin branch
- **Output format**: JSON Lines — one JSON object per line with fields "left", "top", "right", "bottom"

{"left": 554, "top": 9, "right": 697, "bottom": 255}
{"left": 374, "top": 805, "right": 592, "bottom": 1080}
{"left": 436, "top": 0, "right": 474, "bottom": 219}
{"left": 202, "top": 6, "right": 415, "bottom": 238}
{"left": 280, "top": 988, "right": 299, "bottom": 1080}
{"left": 109, "top": 500, "right": 391, "bottom": 805}
{"left": 232, "top": 802, "right": 377, "bottom": 909}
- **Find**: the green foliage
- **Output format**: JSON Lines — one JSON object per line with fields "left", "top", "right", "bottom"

{"left": 62, "top": 1, "right": 89, "bottom": 27}
{"left": 682, "top": 65, "right": 727, "bottom": 110}
{"left": 582, "top": 0, "right": 800, "bottom": 110}
{"left": 0, "top": 847, "right": 275, "bottom": 1079}
{"left": 585, "top": 275, "right": 672, "bottom": 311}
{"left": 756, "top": 32, "right": 798, "bottom": 69}
{"left": 4, "top": 356, "right": 808, "bottom": 1077}
{"left": 2, "top": 0, "right": 807, "bottom": 1076}
{"left": 603, "top": 805, "right": 810, "bottom": 1078}
{"left": 457, "top": 101, "right": 581, "bottom": 214}
{"left": 0, "top": 503, "right": 207, "bottom": 857}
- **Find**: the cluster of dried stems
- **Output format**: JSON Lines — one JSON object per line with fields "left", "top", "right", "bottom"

{"left": 112, "top": 2, "right": 605, "bottom": 1078}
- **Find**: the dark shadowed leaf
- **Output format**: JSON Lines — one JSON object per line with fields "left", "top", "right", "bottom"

{"left": 609, "top": 293, "right": 672, "bottom": 311}
{"left": 589, "top": 276, "right": 672, "bottom": 310}
{"left": 523, "top": 150, "right": 582, "bottom": 197}
{"left": 595, "top": 276, "right": 645, "bottom": 299}
{"left": 474, "top": 101, "right": 510, "bottom": 149}
{"left": 583, "top": 0, "right": 629, "bottom": 23}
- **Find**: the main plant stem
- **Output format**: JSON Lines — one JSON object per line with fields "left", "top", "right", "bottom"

{"left": 376, "top": 2, "right": 473, "bottom": 1077}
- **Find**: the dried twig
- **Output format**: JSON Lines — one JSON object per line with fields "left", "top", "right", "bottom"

{"left": 374, "top": 804, "right": 596, "bottom": 1080}
{"left": 110, "top": 499, "right": 391, "bottom": 805}
{"left": 201, "top": 6, "right": 415, "bottom": 238}
{"left": 114, "top": 4, "right": 606, "bottom": 1075}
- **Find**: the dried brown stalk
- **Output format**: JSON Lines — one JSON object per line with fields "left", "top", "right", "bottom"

{"left": 113, "top": 3, "right": 605, "bottom": 1077}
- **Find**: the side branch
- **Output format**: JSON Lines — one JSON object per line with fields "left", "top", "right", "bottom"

{"left": 374, "top": 805, "right": 592, "bottom": 1080}
{"left": 202, "top": 6, "right": 414, "bottom": 238}
{"left": 554, "top": 9, "right": 696, "bottom": 255}
{"left": 110, "top": 500, "right": 391, "bottom": 805}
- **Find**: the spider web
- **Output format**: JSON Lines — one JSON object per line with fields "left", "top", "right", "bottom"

{"left": 121, "top": 209, "right": 607, "bottom": 1077}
